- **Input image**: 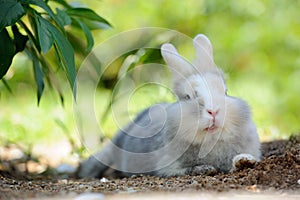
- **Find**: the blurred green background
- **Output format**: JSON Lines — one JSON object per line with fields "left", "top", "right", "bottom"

{"left": 1, "top": 0, "right": 299, "bottom": 153}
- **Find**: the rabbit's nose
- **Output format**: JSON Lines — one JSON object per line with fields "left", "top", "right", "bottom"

{"left": 206, "top": 109, "right": 219, "bottom": 118}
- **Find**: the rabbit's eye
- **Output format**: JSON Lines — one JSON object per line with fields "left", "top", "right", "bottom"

{"left": 184, "top": 94, "right": 191, "bottom": 100}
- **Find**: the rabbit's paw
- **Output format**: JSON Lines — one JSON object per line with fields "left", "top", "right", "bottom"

{"left": 231, "top": 154, "right": 258, "bottom": 172}
{"left": 76, "top": 157, "right": 102, "bottom": 178}
{"left": 188, "top": 165, "right": 217, "bottom": 176}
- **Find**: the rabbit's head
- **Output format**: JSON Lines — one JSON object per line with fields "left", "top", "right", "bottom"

{"left": 161, "top": 34, "right": 251, "bottom": 137}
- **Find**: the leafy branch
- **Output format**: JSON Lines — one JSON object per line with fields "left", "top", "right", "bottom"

{"left": 0, "top": 0, "right": 111, "bottom": 104}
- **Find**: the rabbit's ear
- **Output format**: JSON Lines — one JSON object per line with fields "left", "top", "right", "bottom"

{"left": 193, "top": 34, "right": 215, "bottom": 71}
{"left": 161, "top": 43, "right": 195, "bottom": 80}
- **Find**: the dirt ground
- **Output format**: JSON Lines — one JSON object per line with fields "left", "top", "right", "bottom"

{"left": 0, "top": 134, "right": 299, "bottom": 200}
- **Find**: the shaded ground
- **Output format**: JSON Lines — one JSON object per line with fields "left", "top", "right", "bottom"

{"left": 0, "top": 135, "right": 299, "bottom": 199}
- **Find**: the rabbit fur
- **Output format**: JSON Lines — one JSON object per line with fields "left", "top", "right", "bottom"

{"left": 77, "top": 34, "right": 261, "bottom": 178}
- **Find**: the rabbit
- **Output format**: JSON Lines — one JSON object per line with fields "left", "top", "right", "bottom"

{"left": 76, "top": 34, "right": 261, "bottom": 178}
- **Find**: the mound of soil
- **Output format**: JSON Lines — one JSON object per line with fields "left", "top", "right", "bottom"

{"left": 0, "top": 135, "right": 299, "bottom": 199}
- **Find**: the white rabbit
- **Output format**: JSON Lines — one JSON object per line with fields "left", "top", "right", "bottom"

{"left": 77, "top": 34, "right": 261, "bottom": 178}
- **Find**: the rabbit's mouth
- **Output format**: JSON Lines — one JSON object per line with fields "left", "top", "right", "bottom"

{"left": 204, "top": 124, "right": 218, "bottom": 132}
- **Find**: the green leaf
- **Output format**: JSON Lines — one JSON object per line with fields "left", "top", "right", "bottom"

{"left": 27, "top": 10, "right": 41, "bottom": 52}
{"left": 72, "top": 18, "right": 94, "bottom": 52}
{"left": 1, "top": 78, "right": 13, "bottom": 94}
{"left": 49, "top": 0, "right": 71, "bottom": 9}
{"left": 21, "top": 0, "right": 64, "bottom": 30}
{"left": 35, "top": 12, "right": 54, "bottom": 53}
{"left": 56, "top": 8, "right": 71, "bottom": 27}
{"left": 32, "top": 51, "right": 45, "bottom": 105}
{"left": 0, "top": 0, "right": 25, "bottom": 32}
{"left": 53, "top": 42, "right": 76, "bottom": 94}
{"left": 36, "top": 15, "right": 76, "bottom": 94}
{"left": 74, "top": 18, "right": 111, "bottom": 30}
{"left": 0, "top": 28, "right": 15, "bottom": 79}
{"left": 66, "top": 8, "right": 111, "bottom": 27}
{"left": 12, "top": 25, "right": 28, "bottom": 53}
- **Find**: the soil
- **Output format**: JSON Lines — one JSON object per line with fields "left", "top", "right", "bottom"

{"left": 0, "top": 135, "right": 299, "bottom": 200}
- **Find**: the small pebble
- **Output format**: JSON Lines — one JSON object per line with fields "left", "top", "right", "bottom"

{"left": 297, "top": 179, "right": 300, "bottom": 185}
{"left": 74, "top": 193, "right": 105, "bottom": 200}
{"left": 78, "top": 184, "right": 93, "bottom": 192}
{"left": 56, "top": 163, "right": 77, "bottom": 174}
{"left": 246, "top": 184, "right": 259, "bottom": 192}
{"left": 100, "top": 177, "right": 108, "bottom": 183}
{"left": 58, "top": 179, "right": 68, "bottom": 184}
